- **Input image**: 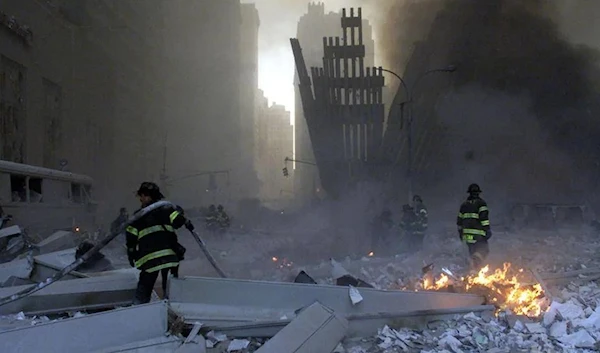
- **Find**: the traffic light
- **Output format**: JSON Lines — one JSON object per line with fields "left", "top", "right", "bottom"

{"left": 282, "top": 167, "right": 289, "bottom": 177}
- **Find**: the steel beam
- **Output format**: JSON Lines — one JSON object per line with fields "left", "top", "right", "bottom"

{"left": 207, "top": 305, "right": 495, "bottom": 338}
{"left": 0, "top": 302, "right": 169, "bottom": 353}
{"left": 255, "top": 302, "right": 347, "bottom": 353}
{"left": 0, "top": 274, "right": 137, "bottom": 315}
{"left": 168, "top": 277, "right": 485, "bottom": 326}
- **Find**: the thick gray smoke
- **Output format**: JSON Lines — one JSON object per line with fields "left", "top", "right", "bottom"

{"left": 378, "top": 0, "right": 600, "bottom": 210}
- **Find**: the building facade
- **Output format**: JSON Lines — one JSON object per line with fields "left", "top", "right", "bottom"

{"left": 255, "top": 90, "right": 293, "bottom": 208}
{"left": 0, "top": 0, "right": 258, "bottom": 222}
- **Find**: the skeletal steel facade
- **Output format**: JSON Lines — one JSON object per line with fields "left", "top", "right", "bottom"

{"left": 292, "top": 8, "right": 384, "bottom": 198}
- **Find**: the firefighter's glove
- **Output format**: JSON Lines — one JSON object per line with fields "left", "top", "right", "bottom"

{"left": 185, "top": 220, "right": 195, "bottom": 231}
{"left": 485, "top": 230, "right": 492, "bottom": 240}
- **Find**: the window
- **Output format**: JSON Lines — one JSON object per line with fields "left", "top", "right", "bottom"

{"left": 71, "top": 183, "right": 82, "bottom": 204}
{"left": 10, "top": 175, "right": 26, "bottom": 202}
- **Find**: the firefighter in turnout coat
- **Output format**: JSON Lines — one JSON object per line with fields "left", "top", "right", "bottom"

{"left": 457, "top": 183, "right": 491, "bottom": 270}
{"left": 126, "top": 182, "right": 191, "bottom": 304}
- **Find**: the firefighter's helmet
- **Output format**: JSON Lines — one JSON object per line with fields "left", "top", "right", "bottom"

{"left": 467, "top": 183, "right": 482, "bottom": 194}
{"left": 136, "top": 182, "right": 164, "bottom": 200}
{"left": 413, "top": 194, "right": 423, "bottom": 203}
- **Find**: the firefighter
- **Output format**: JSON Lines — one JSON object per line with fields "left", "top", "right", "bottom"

{"left": 399, "top": 204, "right": 421, "bottom": 252}
{"left": 370, "top": 208, "right": 394, "bottom": 253}
{"left": 126, "top": 182, "right": 192, "bottom": 304}
{"left": 457, "top": 183, "right": 491, "bottom": 271}
{"left": 412, "top": 195, "right": 428, "bottom": 242}
{"left": 205, "top": 204, "right": 218, "bottom": 231}
{"left": 216, "top": 204, "right": 230, "bottom": 230}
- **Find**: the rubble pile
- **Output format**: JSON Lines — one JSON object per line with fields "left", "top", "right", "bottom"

{"left": 335, "top": 280, "right": 600, "bottom": 353}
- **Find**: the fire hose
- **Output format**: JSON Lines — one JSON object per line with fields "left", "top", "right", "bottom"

{"left": 0, "top": 200, "right": 226, "bottom": 308}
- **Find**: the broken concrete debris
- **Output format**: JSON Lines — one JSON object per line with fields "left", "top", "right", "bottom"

{"left": 255, "top": 302, "right": 348, "bottom": 353}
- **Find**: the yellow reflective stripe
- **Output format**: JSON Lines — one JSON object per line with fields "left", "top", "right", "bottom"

{"left": 479, "top": 206, "right": 488, "bottom": 212}
{"left": 126, "top": 226, "right": 138, "bottom": 235}
{"left": 460, "top": 213, "right": 479, "bottom": 219}
{"left": 463, "top": 228, "right": 486, "bottom": 236}
{"left": 481, "top": 220, "right": 490, "bottom": 226}
{"left": 146, "top": 262, "right": 179, "bottom": 273}
{"left": 138, "top": 225, "right": 175, "bottom": 239}
{"left": 169, "top": 211, "right": 181, "bottom": 224}
{"left": 135, "top": 249, "right": 176, "bottom": 268}
{"left": 139, "top": 225, "right": 164, "bottom": 238}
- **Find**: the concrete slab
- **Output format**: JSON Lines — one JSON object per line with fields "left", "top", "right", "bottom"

{"left": 255, "top": 302, "right": 347, "bottom": 353}
{"left": 90, "top": 336, "right": 183, "bottom": 353}
{"left": 0, "top": 301, "right": 169, "bottom": 353}
{"left": 34, "top": 231, "right": 77, "bottom": 254}
{"left": 168, "top": 277, "right": 485, "bottom": 326}
{"left": 0, "top": 226, "right": 21, "bottom": 239}
{"left": 34, "top": 248, "right": 77, "bottom": 268}
{"left": 0, "top": 273, "right": 137, "bottom": 315}
{"left": 0, "top": 257, "right": 33, "bottom": 284}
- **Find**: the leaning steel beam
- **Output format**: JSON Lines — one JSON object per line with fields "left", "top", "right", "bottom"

{"left": 0, "top": 273, "right": 137, "bottom": 316}
{"left": 0, "top": 301, "right": 169, "bottom": 353}
{"left": 0, "top": 200, "right": 171, "bottom": 307}
{"left": 168, "top": 277, "right": 485, "bottom": 325}
{"left": 208, "top": 305, "right": 495, "bottom": 338}
{"left": 255, "top": 302, "right": 347, "bottom": 353}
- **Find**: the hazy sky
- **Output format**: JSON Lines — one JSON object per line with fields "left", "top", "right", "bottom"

{"left": 244, "top": 0, "right": 374, "bottom": 123}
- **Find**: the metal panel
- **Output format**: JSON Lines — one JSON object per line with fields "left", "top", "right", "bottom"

{"left": 0, "top": 274, "right": 137, "bottom": 315}
{"left": 255, "top": 302, "right": 347, "bottom": 353}
{"left": 168, "top": 277, "right": 485, "bottom": 325}
{"left": 0, "top": 302, "right": 168, "bottom": 353}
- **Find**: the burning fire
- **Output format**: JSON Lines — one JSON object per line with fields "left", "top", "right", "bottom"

{"left": 271, "top": 256, "right": 294, "bottom": 269}
{"left": 423, "top": 274, "right": 450, "bottom": 290}
{"left": 423, "top": 263, "right": 546, "bottom": 317}
{"left": 368, "top": 251, "right": 374, "bottom": 257}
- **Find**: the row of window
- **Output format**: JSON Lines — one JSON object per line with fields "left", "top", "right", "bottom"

{"left": 1, "top": 173, "right": 91, "bottom": 205}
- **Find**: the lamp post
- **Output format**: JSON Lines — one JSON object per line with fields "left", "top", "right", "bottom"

{"left": 381, "top": 65, "right": 457, "bottom": 202}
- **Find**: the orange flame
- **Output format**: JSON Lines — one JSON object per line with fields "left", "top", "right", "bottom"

{"left": 422, "top": 263, "right": 546, "bottom": 317}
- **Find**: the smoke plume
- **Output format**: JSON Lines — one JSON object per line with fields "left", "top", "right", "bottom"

{"left": 377, "top": 0, "right": 600, "bottom": 208}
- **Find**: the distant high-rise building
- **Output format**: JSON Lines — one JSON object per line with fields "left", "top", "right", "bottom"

{"left": 293, "top": 2, "right": 375, "bottom": 205}
{"left": 239, "top": 3, "right": 261, "bottom": 199}
{"left": 255, "top": 90, "right": 293, "bottom": 208}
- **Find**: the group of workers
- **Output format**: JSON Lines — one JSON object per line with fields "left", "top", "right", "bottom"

{"left": 371, "top": 194, "right": 429, "bottom": 253}
{"left": 106, "top": 180, "right": 490, "bottom": 306}
{"left": 373, "top": 183, "right": 491, "bottom": 271}
{"left": 204, "top": 204, "right": 230, "bottom": 231}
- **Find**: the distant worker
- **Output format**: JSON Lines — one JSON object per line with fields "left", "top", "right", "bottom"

{"left": 110, "top": 207, "right": 129, "bottom": 234}
{"left": 412, "top": 195, "right": 428, "bottom": 242}
{"left": 205, "top": 204, "right": 218, "bottom": 231}
{"left": 371, "top": 208, "right": 394, "bottom": 253}
{"left": 126, "top": 182, "right": 193, "bottom": 304}
{"left": 216, "top": 204, "right": 230, "bottom": 230}
{"left": 457, "top": 183, "right": 491, "bottom": 271}
{"left": 399, "top": 204, "right": 421, "bottom": 252}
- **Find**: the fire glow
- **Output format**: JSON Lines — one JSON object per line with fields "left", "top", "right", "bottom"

{"left": 271, "top": 256, "right": 293, "bottom": 269}
{"left": 423, "top": 263, "right": 547, "bottom": 317}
